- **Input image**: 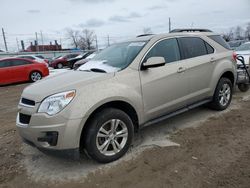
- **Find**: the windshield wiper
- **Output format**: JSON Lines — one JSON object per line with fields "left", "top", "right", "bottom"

{"left": 90, "top": 68, "right": 107, "bottom": 73}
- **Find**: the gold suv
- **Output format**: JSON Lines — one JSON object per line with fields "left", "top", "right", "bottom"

{"left": 17, "top": 29, "right": 237, "bottom": 163}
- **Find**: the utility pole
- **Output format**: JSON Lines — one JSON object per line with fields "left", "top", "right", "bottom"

{"left": 168, "top": 17, "right": 171, "bottom": 33}
{"left": 95, "top": 35, "right": 98, "bottom": 51}
{"left": 40, "top": 30, "right": 44, "bottom": 51}
{"left": 107, "top": 35, "right": 110, "bottom": 46}
{"left": 2, "top": 28, "right": 8, "bottom": 51}
{"left": 16, "top": 38, "right": 20, "bottom": 52}
{"left": 35, "top": 32, "right": 39, "bottom": 51}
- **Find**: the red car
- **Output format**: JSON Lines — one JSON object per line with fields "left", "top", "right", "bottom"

{"left": 49, "top": 54, "right": 80, "bottom": 69}
{"left": 0, "top": 58, "right": 49, "bottom": 85}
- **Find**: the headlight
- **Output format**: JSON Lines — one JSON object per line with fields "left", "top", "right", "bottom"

{"left": 38, "top": 90, "right": 76, "bottom": 115}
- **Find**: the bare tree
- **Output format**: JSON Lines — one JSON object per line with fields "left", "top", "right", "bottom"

{"left": 234, "top": 26, "right": 244, "bottom": 40}
{"left": 222, "top": 28, "right": 234, "bottom": 42}
{"left": 143, "top": 27, "right": 153, "bottom": 34}
{"left": 245, "top": 22, "right": 250, "bottom": 41}
{"left": 79, "top": 29, "right": 96, "bottom": 50}
{"left": 66, "top": 29, "right": 80, "bottom": 48}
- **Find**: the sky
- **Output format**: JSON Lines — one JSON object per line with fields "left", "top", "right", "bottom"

{"left": 0, "top": 0, "right": 250, "bottom": 51}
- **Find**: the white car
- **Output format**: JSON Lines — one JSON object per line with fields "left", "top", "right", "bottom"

{"left": 16, "top": 55, "right": 48, "bottom": 66}
{"left": 236, "top": 42, "right": 250, "bottom": 65}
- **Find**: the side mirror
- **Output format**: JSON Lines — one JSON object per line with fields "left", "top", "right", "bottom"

{"left": 142, "top": 57, "right": 165, "bottom": 69}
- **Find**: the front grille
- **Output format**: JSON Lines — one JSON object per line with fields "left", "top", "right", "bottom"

{"left": 21, "top": 98, "right": 35, "bottom": 106}
{"left": 19, "top": 113, "right": 31, "bottom": 124}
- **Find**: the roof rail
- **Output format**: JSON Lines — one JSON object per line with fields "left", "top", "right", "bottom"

{"left": 136, "top": 34, "right": 154, "bottom": 38}
{"left": 170, "top": 29, "right": 213, "bottom": 33}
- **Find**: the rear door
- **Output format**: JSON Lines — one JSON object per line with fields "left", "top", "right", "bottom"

{"left": 177, "top": 37, "right": 215, "bottom": 104}
{"left": 8, "top": 59, "right": 32, "bottom": 82}
{"left": 140, "top": 38, "right": 189, "bottom": 121}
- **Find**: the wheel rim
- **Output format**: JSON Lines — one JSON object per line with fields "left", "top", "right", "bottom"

{"left": 31, "top": 72, "right": 42, "bottom": 82}
{"left": 58, "top": 64, "right": 63, "bottom": 68}
{"left": 219, "top": 83, "right": 231, "bottom": 106}
{"left": 96, "top": 119, "right": 128, "bottom": 156}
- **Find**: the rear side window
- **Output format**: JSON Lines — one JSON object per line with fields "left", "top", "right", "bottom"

{"left": 178, "top": 37, "right": 208, "bottom": 59}
{"left": 205, "top": 42, "right": 214, "bottom": 54}
{"left": 11, "top": 60, "right": 31, "bottom": 66}
{"left": 208, "top": 35, "right": 231, "bottom": 50}
{"left": 0, "top": 60, "right": 11, "bottom": 68}
{"left": 144, "top": 38, "right": 180, "bottom": 63}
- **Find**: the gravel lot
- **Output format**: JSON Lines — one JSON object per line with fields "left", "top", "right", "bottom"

{"left": 0, "top": 82, "right": 250, "bottom": 188}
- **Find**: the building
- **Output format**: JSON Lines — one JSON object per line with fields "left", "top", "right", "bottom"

{"left": 26, "top": 41, "right": 62, "bottom": 52}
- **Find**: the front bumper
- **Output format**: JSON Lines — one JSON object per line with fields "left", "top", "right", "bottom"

{"left": 16, "top": 106, "right": 86, "bottom": 155}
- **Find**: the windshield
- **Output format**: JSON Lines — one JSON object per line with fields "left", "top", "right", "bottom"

{"left": 78, "top": 41, "right": 146, "bottom": 72}
{"left": 236, "top": 43, "right": 250, "bottom": 51}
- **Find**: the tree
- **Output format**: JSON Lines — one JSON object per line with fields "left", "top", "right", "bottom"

{"left": 66, "top": 29, "right": 80, "bottom": 48}
{"left": 245, "top": 22, "right": 250, "bottom": 41}
{"left": 79, "top": 29, "right": 96, "bottom": 50}
{"left": 222, "top": 28, "right": 234, "bottom": 42}
{"left": 234, "top": 26, "right": 244, "bottom": 40}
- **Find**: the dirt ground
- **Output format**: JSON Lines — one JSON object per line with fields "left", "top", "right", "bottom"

{"left": 0, "top": 83, "right": 250, "bottom": 188}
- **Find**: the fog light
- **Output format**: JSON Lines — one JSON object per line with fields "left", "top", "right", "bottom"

{"left": 38, "top": 132, "right": 58, "bottom": 146}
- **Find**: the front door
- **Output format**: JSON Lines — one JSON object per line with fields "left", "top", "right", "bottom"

{"left": 139, "top": 38, "right": 189, "bottom": 122}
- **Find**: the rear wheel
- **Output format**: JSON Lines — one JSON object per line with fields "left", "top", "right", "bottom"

{"left": 209, "top": 77, "right": 233, "bottom": 111}
{"left": 238, "top": 83, "right": 250, "bottom": 92}
{"left": 30, "top": 71, "right": 42, "bottom": 82}
{"left": 83, "top": 108, "right": 134, "bottom": 163}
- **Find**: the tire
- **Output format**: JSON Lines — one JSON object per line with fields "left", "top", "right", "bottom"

{"left": 209, "top": 77, "right": 233, "bottom": 111}
{"left": 238, "top": 83, "right": 250, "bottom": 92}
{"left": 57, "top": 63, "right": 63, "bottom": 69}
{"left": 30, "top": 71, "right": 42, "bottom": 82}
{"left": 83, "top": 108, "right": 134, "bottom": 163}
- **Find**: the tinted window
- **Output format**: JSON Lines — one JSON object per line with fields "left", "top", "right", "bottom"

{"left": 178, "top": 37, "right": 208, "bottom": 59}
{"left": 19, "top": 56, "right": 35, "bottom": 60}
{"left": 144, "top": 38, "right": 180, "bottom": 63}
{"left": 205, "top": 42, "right": 214, "bottom": 54}
{"left": 11, "top": 60, "right": 31, "bottom": 66}
{"left": 0, "top": 60, "right": 12, "bottom": 68}
{"left": 208, "top": 35, "right": 231, "bottom": 50}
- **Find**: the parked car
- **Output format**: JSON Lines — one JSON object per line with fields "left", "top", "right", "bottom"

{"left": 17, "top": 29, "right": 236, "bottom": 163}
{"left": 49, "top": 53, "right": 80, "bottom": 69}
{"left": 0, "top": 58, "right": 49, "bottom": 85}
{"left": 16, "top": 55, "right": 48, "bottom": 65}
{"left": 73, "top": 52, "right": 97, "bottom": 70}
{"left": 228, "top": 40, "right": 247, "bottom": 50}
{"left": 67, "top": 52, "right": 93, "bottom": 69}
{"left": 236, "top": 42, "right": 250, "bottom": 65}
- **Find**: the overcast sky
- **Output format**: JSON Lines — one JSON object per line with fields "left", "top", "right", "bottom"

{"left": 1, "top": 0, "right": 250, "bottom": 51}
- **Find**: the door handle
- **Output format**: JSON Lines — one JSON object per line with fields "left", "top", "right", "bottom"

{"left": 210, "top": 57, "right": 216, "bottom": 63}
{"left": 177, "top": 67, "right": 186, "bottom": 73}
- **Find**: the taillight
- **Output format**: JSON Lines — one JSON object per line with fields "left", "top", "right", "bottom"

{"left": 232, "top": 52, "right": 237, "bottom": 62}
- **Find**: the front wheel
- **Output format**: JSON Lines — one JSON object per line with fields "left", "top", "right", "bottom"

{"left": 209, "top": 77, "right": 233, "bottom": 111}
{"left": 57, "top": 63, "right": 63, "bottom": 69}
{"left": 83, "top": 108, "right": 134, "bottom": 163}
{"left": 30, "top": 71, "right": 42, "bottom": 82}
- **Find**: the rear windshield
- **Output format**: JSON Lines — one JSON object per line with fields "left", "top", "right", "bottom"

{"left": 208, "top": 35, "right": 231, "bottom": 50}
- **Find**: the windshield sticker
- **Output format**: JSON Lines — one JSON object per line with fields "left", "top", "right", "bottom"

{"left": 128, "top": 42, "right": 145, "bottom": 47}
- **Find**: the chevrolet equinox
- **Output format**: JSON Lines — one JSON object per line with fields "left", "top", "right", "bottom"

{"left": 17, "top": 29, "right": 237, "bottom": 163}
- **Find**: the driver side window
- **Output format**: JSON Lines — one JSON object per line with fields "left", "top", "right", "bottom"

{"left": 144, "top": 38, "right": 180, "bottom": 64}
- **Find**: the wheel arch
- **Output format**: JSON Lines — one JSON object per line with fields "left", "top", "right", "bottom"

{"left": 29, "top": 70, "right": 42, "bottom": 81}
{"left": 220, "top": 71, "right": 235, "bottom": 85}
{"left": 79, "top": 100, "right": 139, "bottom": 150}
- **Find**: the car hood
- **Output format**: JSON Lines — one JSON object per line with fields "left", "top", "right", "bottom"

{"left": 22, "top": 71, "right": 115, "bottom": 102}
{"left": 78, "top": 60, "right": 120, "bottom": 73}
